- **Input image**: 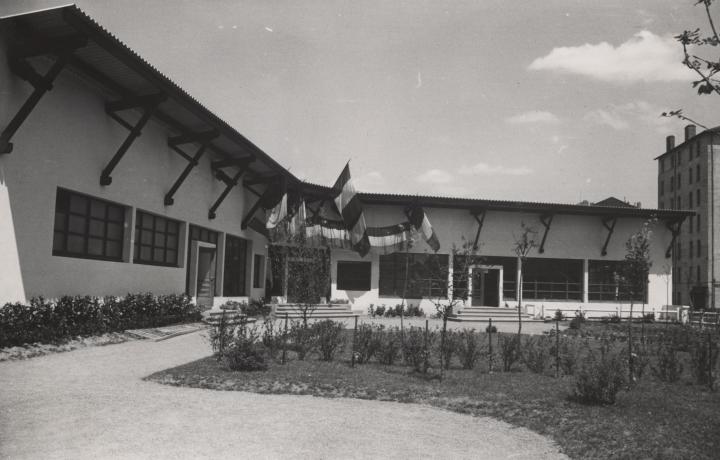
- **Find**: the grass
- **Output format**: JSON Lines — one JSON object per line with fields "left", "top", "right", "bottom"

{"left": 147, "top": 325, "right": 720, "bottom": 460}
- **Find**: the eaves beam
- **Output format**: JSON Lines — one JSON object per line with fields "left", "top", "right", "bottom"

{"left": 600, "top": 216, "right": 618, "bottom": 256}
{"left": 665, "top": 218, "right": 684, "bottom": 259}
{"left": 0, "top": 50, "right": 78, "bottom": 154}
{"left": 471, "top": 209, "right": 487, "bottom": 250}
{"left": 538, "top": 214, "right": 554, "bottom": 254}
{"left": 164, "top": 144, "right": 207, "bottom": 206}
{"left": 208, "top": 170, "right": 244, "bottom": 220}
{"left": 100, "top": 96, "right": 165, "bottom": 186}
{"left": 167, "top": 130, "right": 218, "bottom": 147}
{"left": 211, "top": 157, "right": 254, "bottom": 170}
{"left": 244, "top": 174, "right": 280, "bottom": 186}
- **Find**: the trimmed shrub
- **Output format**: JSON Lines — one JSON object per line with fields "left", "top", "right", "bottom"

{"left": 523, "top": 335, "right": 552, "bottom": 374}
{"left": 456, "top": 329, "right": 484, "bottom": 370}
{"left": 354, "top": 324, "right": 382, "bottom": 364}
{"left": 312, "top": 320, "right": 345, "bottom": 361}
{"left": 374, "top": 305, "right": 386, "bottom": 317}
{"left": 0, "top": 292, "right": 199, "bottom": 348}
{"left": 242, "top": 298, "right": 271, "bottom": 317}
{"left": 498, "top": 334, "right": 521, "bottom": 372}
{"left": 573, "top": 340, "right": 626, "bottom": 405}
{"left": 377, "top": 326, "right": 402, "bottom": 365}
{"left": 405, "top": 304, "right": 425, "bottom": 317}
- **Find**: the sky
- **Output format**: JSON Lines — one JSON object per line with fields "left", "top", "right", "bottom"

{"left": 2, "top": 0, "right": 718, "bottom": 207}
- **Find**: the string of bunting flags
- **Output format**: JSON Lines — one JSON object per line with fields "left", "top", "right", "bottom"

{"left": 262, "top": 163, "right": 440, "bottom": 255}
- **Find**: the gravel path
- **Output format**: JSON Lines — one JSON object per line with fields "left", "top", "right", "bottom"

{"left": 0, "top": 331, "right": 568, "bottom": 459}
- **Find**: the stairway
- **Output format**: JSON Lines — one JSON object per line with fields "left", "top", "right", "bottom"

{"left": 201, "top": 309, "right": 256, "bottom": 327}
{"left": 449, "top": 306, "right": 535, "bottom": 322}
{"left": 272, "top": 303, "right": 363, "bottom": 320}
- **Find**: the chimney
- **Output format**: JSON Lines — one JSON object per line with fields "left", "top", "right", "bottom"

{"left": 666, "top": 135, "right": 675, "bottom": 152}
{"left": 685, "top": 124, "right": 696, "bottom": 141}
{"left": 635, "top": 201, "right": 642, "bottom": 208}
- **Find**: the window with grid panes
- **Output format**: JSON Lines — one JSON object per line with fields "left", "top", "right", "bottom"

{"left": 689, "top": 192, "right": 693, "bottom": 208}
{"left": 689, "top": 167, "right": 693, "bottom": 184}
{"left": 134, "top": 211, "right": 180, "bottom": 266}
{"left": 337, "top": 261, "right": 372, "bottom": 291}
{"left": 690, "top": 241, "right": 693, "bottom": 258}
{"left": 696, "top": 189, "right": 700, "bottom": 207}
{"left": 53, "top": 189, "right": 125, "bottom": 261}
{"left": 697, "top": 239, "right": 701, "bottom": 257}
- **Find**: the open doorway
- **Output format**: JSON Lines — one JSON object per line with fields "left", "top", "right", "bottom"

{"left": 469, "top": 265, "right": 503, "bottom": 306}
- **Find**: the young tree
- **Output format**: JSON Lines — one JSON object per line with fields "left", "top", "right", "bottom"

{"left": 420, "top": 238, "right": 479, "bottom": 379}
{"left": 513, "top": 222, "right": 539, "bottom": 338}
{"left": 619, "top": 220, "right": 654, "bottom": 383}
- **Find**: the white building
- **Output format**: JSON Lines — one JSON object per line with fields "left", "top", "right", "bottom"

{"left": 0, "top": 6, "right": 691, "bottom": 319}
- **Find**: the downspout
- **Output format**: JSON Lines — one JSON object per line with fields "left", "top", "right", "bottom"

{"left": 711, "top": 135, "right": 715, "bottom": 310}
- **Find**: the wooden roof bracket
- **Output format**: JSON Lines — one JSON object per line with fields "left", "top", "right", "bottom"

{"left": 471, "top": 209, "right": 487, "bottom": 250}
{"left": 241, "top": 195, "right": 265, "bottom": 229}
{"left": 665, "top": 218, "right": 684, "bottom": 258}
{"left": 0, "top": 48, "right": 80, "bottom": 154}
{"left": 164, "top": 144, "right": 206, "bottom": 206}
{"left": 600, "top": 216, "right": 618, "bottom": 256}
{"left": 100, "top": 94, "right": 166, "bottom": 185}
{"left": 208, "top": 169, "right": 244, "bottom": 220}
{"left": 538, "top": 213, "right": 554, "bottom": 254}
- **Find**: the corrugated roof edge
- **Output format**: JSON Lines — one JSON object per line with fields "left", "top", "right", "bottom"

{"left": 55, "top": 4, "right": 298, "bottom": 181}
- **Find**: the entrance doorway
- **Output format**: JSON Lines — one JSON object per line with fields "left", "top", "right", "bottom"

{"left": 196, "top": 247, "right": 217, "bottom": 307}
{"left": 469, "top": 265, "right": 503, "bottom": 307}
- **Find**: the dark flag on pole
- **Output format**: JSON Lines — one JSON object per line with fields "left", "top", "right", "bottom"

{"left": 333, "top": 163, "right": 371, "bottom": 256}
{"left": 407, "top": 205, "right": 440, "bottom": 252}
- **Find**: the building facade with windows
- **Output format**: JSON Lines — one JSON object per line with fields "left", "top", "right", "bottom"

{"left": 657, "top": 125, "right": 720, "bottom": 309}
{"left": 0, "top": 6, "right": 692, "bottom": 318}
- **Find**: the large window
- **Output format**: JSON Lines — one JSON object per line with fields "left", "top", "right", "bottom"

{"left": 134, "top": 211, "right": 180, "bottom": 266}
{"left": 224, "top": 235, "right": 248, "bottom": 296}
{"left": 53, "top": 188, "right": 125, "bottom": 261}
{"left": 588, "top": 260, "right": 644, "bottom": 302}
{"left": 337, "top": 261, "right": 371, "bottom": 291}
{"left": 379, "top": 253, "right": 449, "bottom": 298}
{"left": 522, "top": 258, "right": 583, "bottom": 301}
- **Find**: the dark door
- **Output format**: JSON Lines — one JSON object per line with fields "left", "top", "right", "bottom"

{"left": 196, "top": 247, "right": 216, "bottom": 307}
{"left": 471, "top": 270, "right": 484, "bottom": 306}
{"left": 483, "top": 269, "right": 499, "bottom": 306}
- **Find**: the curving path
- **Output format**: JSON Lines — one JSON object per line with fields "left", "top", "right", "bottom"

{"left": 0, "top": 332, "right": 568, "bottom": 459}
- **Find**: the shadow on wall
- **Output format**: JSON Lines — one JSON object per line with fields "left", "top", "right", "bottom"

{"left": 0, "top": 162, "right": 27, "bottom": 304}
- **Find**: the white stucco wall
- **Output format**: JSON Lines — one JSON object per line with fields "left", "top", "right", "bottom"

{"left": 330, "top": 204, "right": 673, "bottom": 317}
{"left": 0, "top": 31, "right": 268, "bottom": 304}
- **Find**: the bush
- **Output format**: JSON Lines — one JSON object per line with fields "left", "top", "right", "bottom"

{"left": 439, "top": 330, "right": 459, "bottom": 370}
{"left": 631, "top": 345, "right": 651, "bottom": 381}
{"left": 456, "top": 329, "right": 484, "bottom": 370}
{"left": 241, "top": 299, "right": 271, "bottom": 317}
{"left": 569, "top": 310, "right": 586, "bottom": 330}
{"left": 261, "top": 318, "right": 285, "bottom": 362}
{"left": 354, "top": 324, "right": 382, "bottom": 364}
{"left": 651, "top": 342, "right": 683, "bottom": 382}
{"left": 554, "top": 309, "right": 566, "bottom": 321}
{"left": 403, "top": 326, "right": 435, "bottom": 373}
{"left": 485, "top": 324, "right": 497, "bottom": 333}
{"left": 643, "top": 312, "right": 655, "bottom": 323}
{"left": 0, "top": 292, "right": 199, "bottom": 348}
{"left": 208, "top": 310, "right": 235, "bottom": 360}
{"left": 377, "top": 326, "right": 402, "bottom": 365}
{"left": 288, "top": 321, "right": 315, "bottom": 360}
{"left": 498, "top": 334, "right": 521, "bottom": 372}
{"left": 689, "top": 332, "right": 719, "bottom": 387}
{"left": 224, "top": 325, "right": 268, "bottom": 371}
{"left": 573, "top": 340, "right": 626, "bottom": 405}
{"left": 405, "top": 304, "right": 425, "bottom": 317}
{"left": 555, "top": 337, "right": 582, "bottom": 376}
{"left": 523, "top": 335, "right": 552, "bottom": 374}
{"left": 374, "top": 305, "right": 386, "bottom": 318}
{"left": 311, "top": 320, "right": 345, "bottom": 361}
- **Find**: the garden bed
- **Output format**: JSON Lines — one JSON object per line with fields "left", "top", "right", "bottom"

{"left": 0, "top": 331, "right": 135, "bottom": 361}
{"left": 148, "top": 325, "right": 720, "bottom": 460}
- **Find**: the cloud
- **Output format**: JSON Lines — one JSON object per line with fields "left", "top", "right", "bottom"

{"left": 529, "top": 30, "right": 691, "bottom": 82}
{"left": 416, "top": 169, "right": 454, "bottom": 184}
{"left": 584, "top": 101, "right": 684, "bottom": 133}
{"left": 584, "top": 109, "right": 630, "bottom": 130}
{"left": 506, "top": 110, "right": 560, "bottom": 124}
{"left": 458, "top": 162, "right": 533, "bottom": 176}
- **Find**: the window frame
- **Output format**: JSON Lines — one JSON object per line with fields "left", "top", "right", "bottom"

{"left": 253, "top": 254, "right": 265, "bottom": 289}
{"left": 133, "top": 210, "right": 181, "bottom": 267}
{"left": 52, "top": 188, "right": 126, "bottom": 262}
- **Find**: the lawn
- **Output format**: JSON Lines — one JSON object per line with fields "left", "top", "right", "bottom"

{"left": 147, "top": 323, "right": 720, "bottom": 460}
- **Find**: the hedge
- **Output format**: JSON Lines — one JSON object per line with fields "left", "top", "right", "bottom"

{"left": 0, "top": 293, "right": 201, "bottom": 348}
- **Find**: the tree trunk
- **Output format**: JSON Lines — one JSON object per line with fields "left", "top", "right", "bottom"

{"left": 440, "top": 314, "right": 447, "bottom": 380}
{"left": 517, "top": 266, "right": 523, "bottom": 338}
{"left": 628, "top": 299, "right": 634, "bottom": 383}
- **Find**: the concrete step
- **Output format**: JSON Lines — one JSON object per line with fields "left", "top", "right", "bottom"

{"left": 272, "top": 310, "right": 362, "bottom": 319}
